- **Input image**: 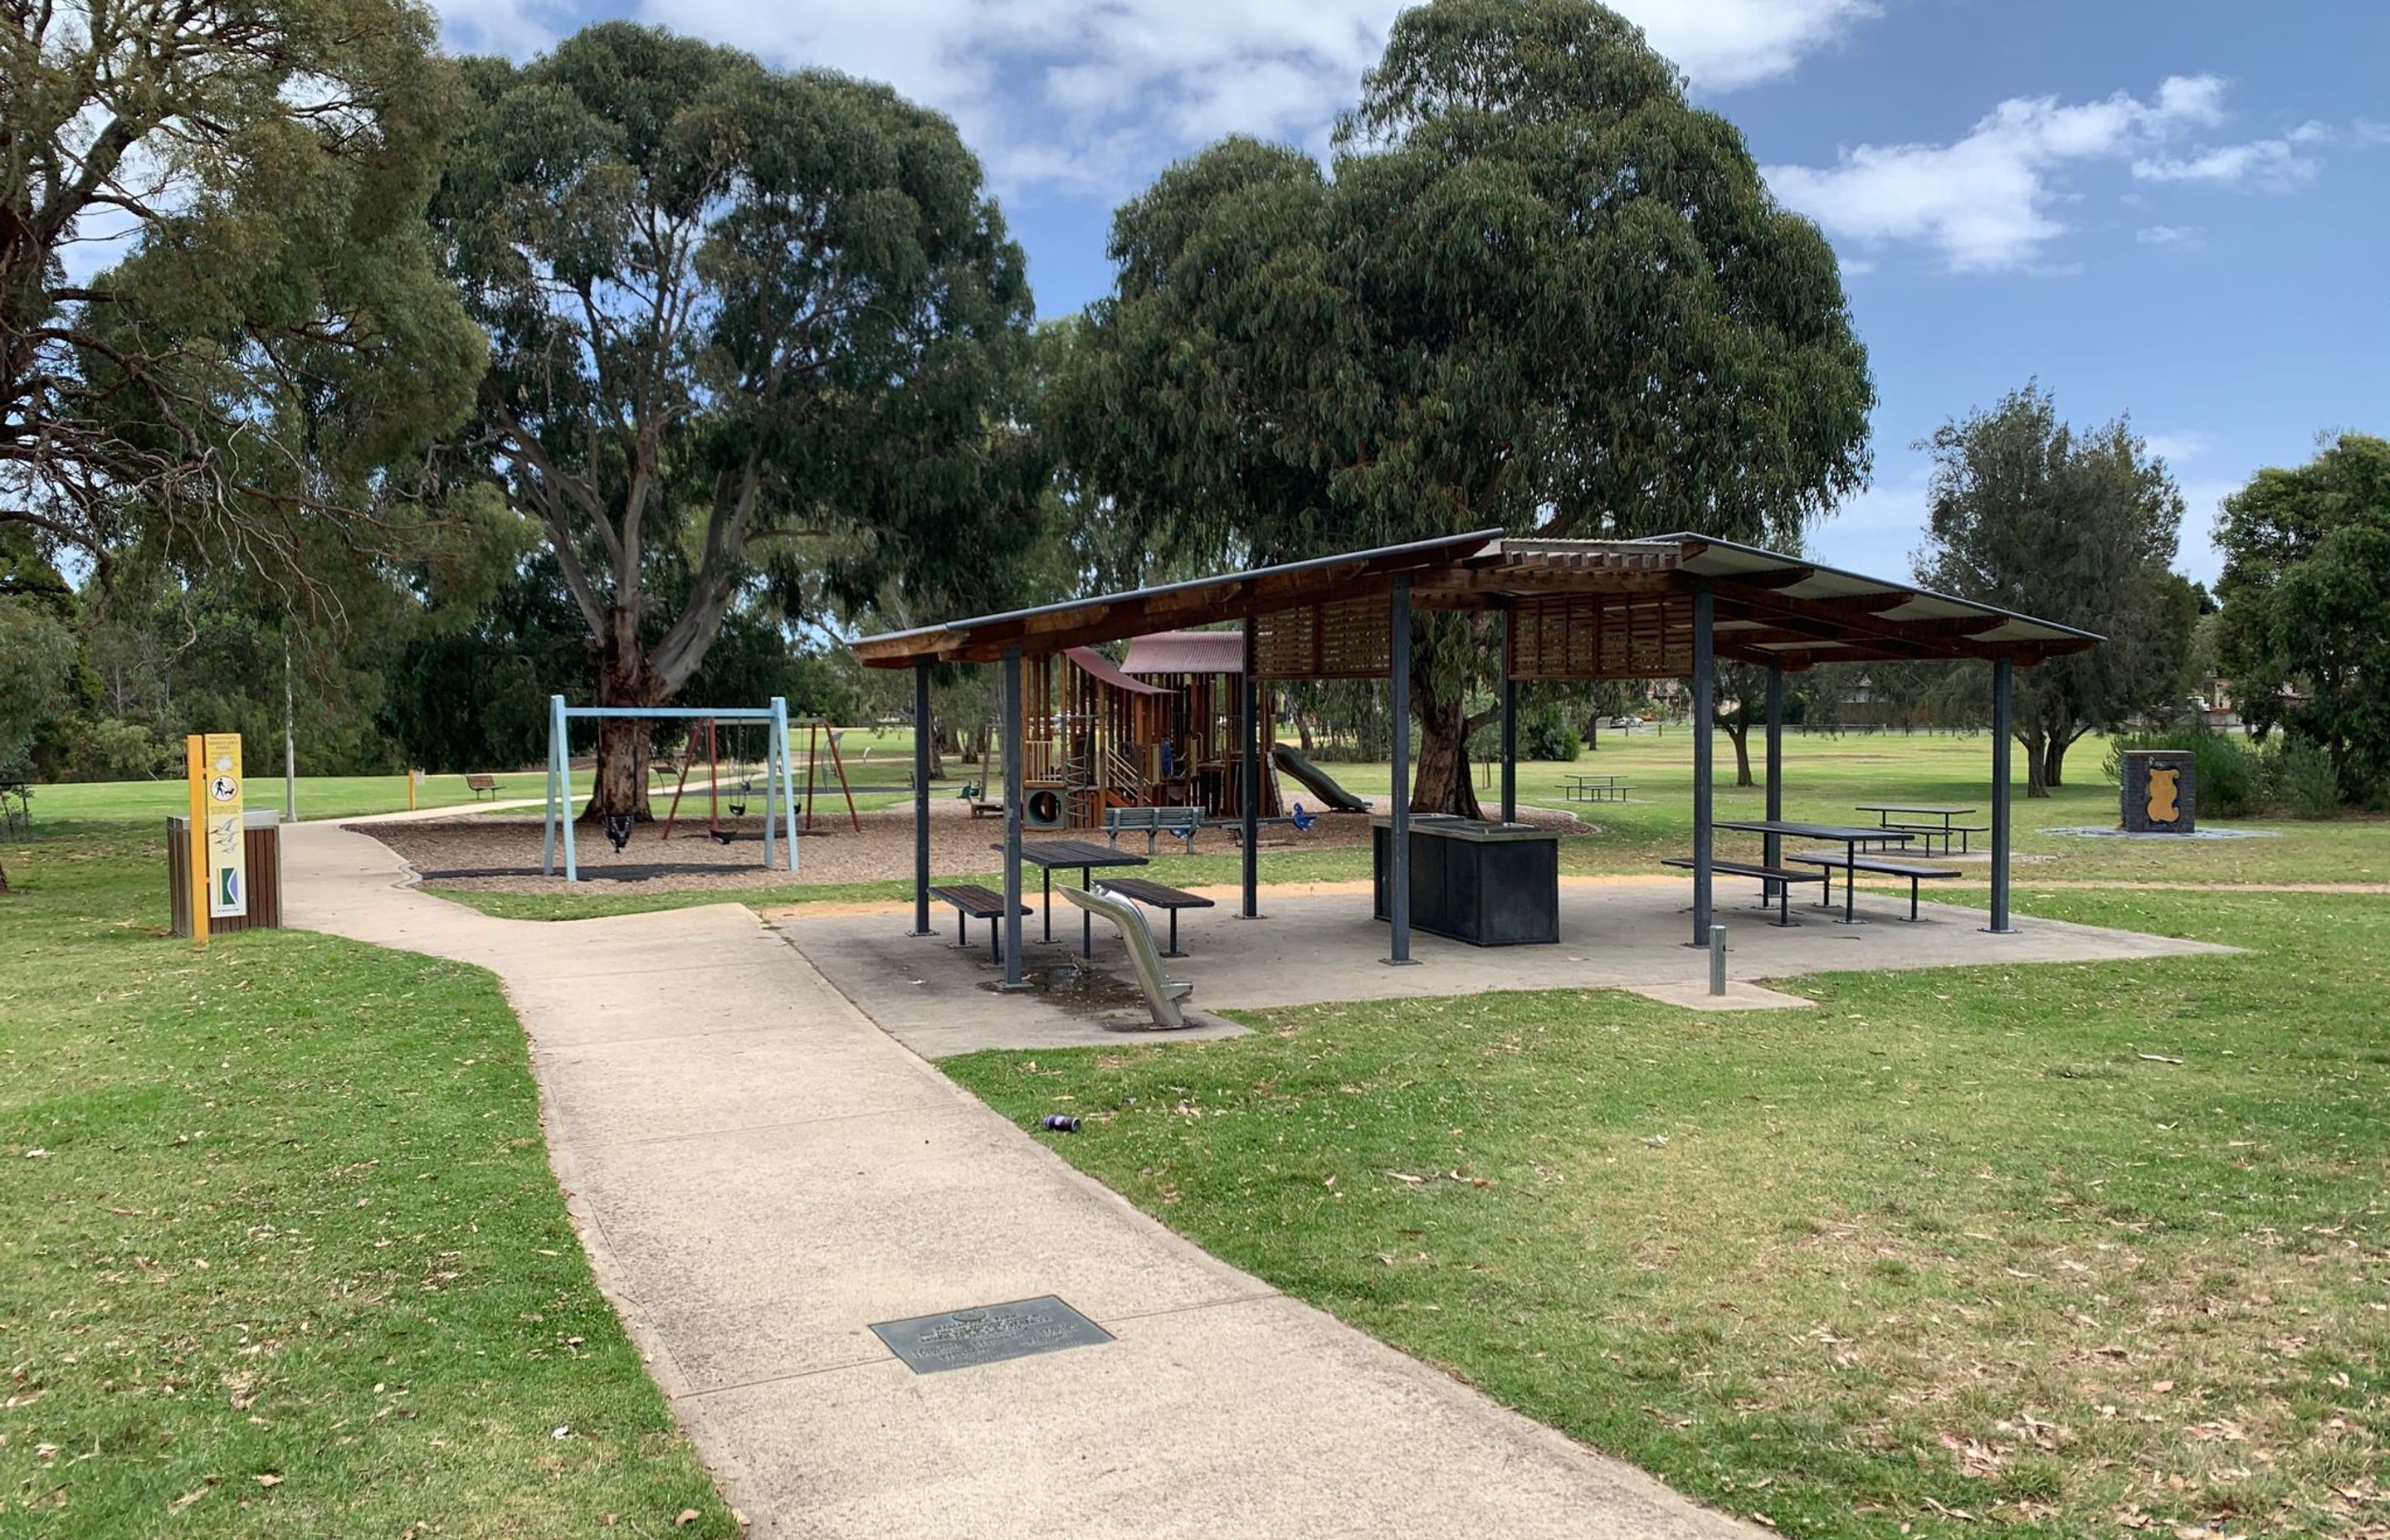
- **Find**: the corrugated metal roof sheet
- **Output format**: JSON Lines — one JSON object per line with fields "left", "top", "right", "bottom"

{"left": 1121, "top": 630, "right": 1244, "bottom": 676}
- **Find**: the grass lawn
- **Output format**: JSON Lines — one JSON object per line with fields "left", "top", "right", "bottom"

{"left": 944, "top": 888, "right": 2390, "bottom": 1538}
{"left": 0, "top": 823, "right": 736, "bottom": 1536}
{"left": 21, "top": 771, "right": 590, "bottom": 827}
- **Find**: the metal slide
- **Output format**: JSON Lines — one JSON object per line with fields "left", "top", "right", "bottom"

{"left": 1061, "top": 885, "right": 1196, "bottom": 1030}
{"left": 1270, "top": 743, "right": 1371, "bottom": 812}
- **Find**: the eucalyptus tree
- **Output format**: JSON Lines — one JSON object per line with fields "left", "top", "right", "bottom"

{"left": 2, "top": 0, "right": 485, "bottom": 597}
{"left": 432, "top": 23, "right": 1041, "bottom": 816}
{"left": 2214, "top": 432, "right": 2390, "bottom": 801}
{"left": 1054, "top": 0, "right": 1873, "bottom": 811}
{"left": 1915, "top": 386, "right": 2195, "bottom": 796}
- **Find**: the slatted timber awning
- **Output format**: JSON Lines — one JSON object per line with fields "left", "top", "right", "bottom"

{"left": 848, "top": 530, "right": 2099, "bottom": 675}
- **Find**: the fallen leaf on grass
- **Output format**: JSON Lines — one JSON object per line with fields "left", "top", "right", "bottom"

{"left": 1921, "top": 1496, "right": 1977, "bottom": 1522}
{"left": 254, "top": 1474, "right": 282, "bottom": 1489}
{"left": 676, "top": 1510, "right": 702, "bottom": 1528}
{"left": 168, "top": 1482, "right": 215, "bottom": 1513}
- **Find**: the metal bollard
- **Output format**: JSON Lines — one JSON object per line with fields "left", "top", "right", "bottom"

{"left": 1708, "top": 924, "right": 1727, "bottom": 996}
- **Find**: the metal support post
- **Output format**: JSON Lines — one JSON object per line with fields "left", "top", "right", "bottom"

{"left": 1499, "top": 609, "right": 1518, "bottom": 825}
{"left": 1001, "top": 647, "right": 1027, "bottom": 987}
{"left": 1690, "top": 582, "right": 1714, "bottom": 946}
{"left": 1387, "top": 578, "right": 1416, "bottom": 966}
{"left": 1240, "top": 618, "right": 1260, "bottom": 918}
{"left": 1990, "top": 657, "right": 2014, "bottom": 933}
{"left": 910, "top": 661, "right": 934, "bottom": 935}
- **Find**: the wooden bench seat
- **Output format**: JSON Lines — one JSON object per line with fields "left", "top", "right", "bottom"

{"left": 1661, "top": 856, "right": 1827, "bottom": 927}
{"left": 466, "top": 772, "right": 504, "bottom": 800}
{"left": 1096, "top": 877, "right": 1215, "bottom": 958}
{"left": 929, "top": 883, "right": 1034, "bottom": 960}
{"left": 1788, "top": 851, "right": 1961, "bottom": 921}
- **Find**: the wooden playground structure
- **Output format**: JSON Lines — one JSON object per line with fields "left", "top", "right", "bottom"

{"left": 1012, "top": 637, "right": 1287, "bottom": 831}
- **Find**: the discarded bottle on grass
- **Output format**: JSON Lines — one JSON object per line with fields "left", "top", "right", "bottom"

{"left": 1041, "top": 1114, "right": 1081, "bottom": 1133}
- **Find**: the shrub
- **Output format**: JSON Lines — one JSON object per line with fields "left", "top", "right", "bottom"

{"left": 1523, "top": 706, "right": 1583, "bottom": 763}
{"left": 2279, "top": 737, "right": 2342, "bottom": 818}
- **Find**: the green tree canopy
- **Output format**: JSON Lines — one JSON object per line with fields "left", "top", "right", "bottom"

{"left": 2, "top": 0, "right": 485, "bottom": 601}
{"left": 1915, "top": 385, "right": 2197, "bottom": 797}
{"left": 2214, "top": 431, "right": 2390, "bottom": 802}
{"left": 431, "top": 23, "right": 1042, "bottom": 816}
{"left": 1051, "top": 0, "right": 1873, "bottom": 811}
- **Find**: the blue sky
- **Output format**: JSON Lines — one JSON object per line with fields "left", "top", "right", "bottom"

{"left": 434, "top": 0, "right": 2390, "bottom": 584}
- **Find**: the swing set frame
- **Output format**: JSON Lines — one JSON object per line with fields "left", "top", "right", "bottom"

{"left": 541, "top": 695, "right": 798, "bottom": 883}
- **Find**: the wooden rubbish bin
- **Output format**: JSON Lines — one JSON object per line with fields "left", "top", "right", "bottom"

{"left": 167, "top": 811, "right": 284, "bottom": 937}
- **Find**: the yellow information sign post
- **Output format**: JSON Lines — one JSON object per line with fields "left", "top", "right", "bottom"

{"left": 185, "top": 733, "right": 246, "bottom": 947}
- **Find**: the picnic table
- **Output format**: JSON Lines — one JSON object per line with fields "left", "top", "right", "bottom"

{"left": 1562, "top": 772, "right": 1629, "bottom": 803}
{"left": 992, "top": 837, "right": 1150, "bottom": 959}
{"left": 1714, "top": 819, "right": 1913, "bottom": 924}
{"left": 1854, "top": 804, "right": 1985, "bottom": 854}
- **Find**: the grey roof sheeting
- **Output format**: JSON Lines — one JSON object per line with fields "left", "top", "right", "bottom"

{"left": 848, "top": 529, "right": 2098, "bottom": 670}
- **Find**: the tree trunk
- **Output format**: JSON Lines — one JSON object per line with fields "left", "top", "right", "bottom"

{"left": 1722, "top": 712, "right": 1755, "bottom": 788}
{"left": 584, "top": 646, "right": 658, "bottom": 821}
{"left": 1407, "top": 670, "right": 1484, "bottom": 817}
{"left": 2042, "top": 733, "right": 2070, "bottom": 790}
{"left": 2020, "top": 724, "right": 2051, "bottom": 799}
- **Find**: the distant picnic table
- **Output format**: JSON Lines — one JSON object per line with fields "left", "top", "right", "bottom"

{"left": 1561, "top": 772, "right": 1628, "bottom": 803}
{"left": 1854, "top": 804, "right": 1986, "bottom": 855}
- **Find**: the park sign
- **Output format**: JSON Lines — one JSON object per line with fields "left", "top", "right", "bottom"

{"left": 191, "top": 733, "right": 247, "bottom": 921}
{"left": 2119, "top": 748, "right": 2195, "bottom": 835}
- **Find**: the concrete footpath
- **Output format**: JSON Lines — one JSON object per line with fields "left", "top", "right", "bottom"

{"left": 281, "top": 821, "right": 1758, "bottom": 1540}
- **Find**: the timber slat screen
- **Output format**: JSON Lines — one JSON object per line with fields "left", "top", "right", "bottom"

{"left": 1508, "top": 593, "right": 1695, "bottom": 680}
{"left": 1252, "top": 596, "right": 1392, "bottom": 680}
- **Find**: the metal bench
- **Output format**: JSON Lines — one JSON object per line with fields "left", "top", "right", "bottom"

{"left": 1103, "top": 805, "right": 1205, "bottom": 855}
{"left": 1787, "top": 851, "right": 1962, "bottom": 921}
{"left": 1094, "top": 876, "right": 1215, "bottom": 958}
{"left": 929, "top": 884, "right": 1034, "bottom": 960}
{"left": 1062, "top": 885, "right": 1196, "bottom": 1030}
{"left": 1662, "top": 856, "right": 1827, "bottom": 927}
{"left": 466, "top": 773, "right": 504, "bottom": 800}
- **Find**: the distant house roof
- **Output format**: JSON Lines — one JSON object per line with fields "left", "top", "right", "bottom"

{"left": 1122, "top": 630, "right": 1244, "bottom": 676}
{"left": 1064, "top": 646, "right": 1171, "bottom": 695}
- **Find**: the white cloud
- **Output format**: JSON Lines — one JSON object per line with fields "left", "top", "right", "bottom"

{"left": 2134, "top": 224, "right": 2201, "bottom": 246}
{"left": 2143, "top": 431, "right": 2209, "bottom": 464}
{"left": 2132, "top": 134, "right": 2321, "bottom": 188}
{"left": 431, "top": 0, "right": 1879, "bottom": 195}
{"left": 434, "top": 0, "right": 573, "bottom": 56}
{"left": 1764, "top": 75, "right": 2231, "bottom": 272}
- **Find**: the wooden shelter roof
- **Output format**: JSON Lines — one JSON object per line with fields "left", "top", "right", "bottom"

{"left": 849, "top": 530, "right": 2099, "bottom": 675}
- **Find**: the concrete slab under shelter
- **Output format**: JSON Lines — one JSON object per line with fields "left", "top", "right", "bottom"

{"left": 774, "top": 875, "right": 2232, "bottom": 1055}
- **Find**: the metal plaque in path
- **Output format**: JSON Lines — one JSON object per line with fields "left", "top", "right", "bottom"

{"left": 870, "top": 1294, "right": 1113, "bottom": 1375}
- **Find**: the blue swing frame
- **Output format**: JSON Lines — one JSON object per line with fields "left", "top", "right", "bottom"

{"left": 542, "top": 694, "right": 800, "bottom": 883}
